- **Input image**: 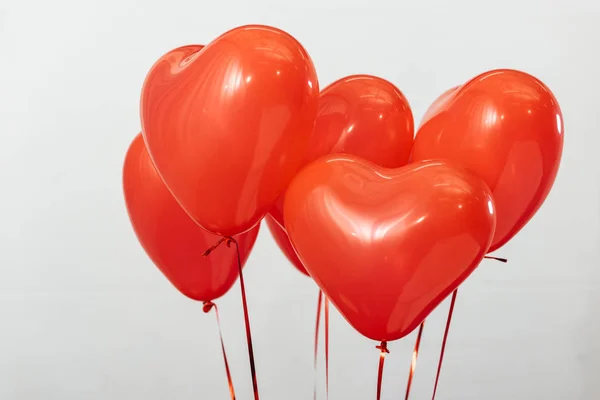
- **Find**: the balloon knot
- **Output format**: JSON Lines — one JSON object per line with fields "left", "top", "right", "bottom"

{"left": 202, "top": 237, "right": 228, "bottom": 257}
{"left": 224, "top": 236, "right": 235, "bottom": 248}
{"left": 376, "top": 341, "right": 389, "bottom": 354}
{"left": 202, "top": 301, "right": 215, "bottom": 313}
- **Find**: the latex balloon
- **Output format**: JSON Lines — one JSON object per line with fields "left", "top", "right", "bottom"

{"left": 284, "top": 155, "right": 496, "bottom": 341}
{"left": 269, "top": 74, "right": 414, "bottom": 227}
{"left": 141, "top": 25, "right": 319, "bottom": 236}
{"left": 412, "top": 69, "right": 563, "bottom": 251}
{"left": 419, "top": 85, "right": 459, "bottom": 127}
{"left": 123, "top": 134, "right": 259, "bottom": 301}
{"left": 265, "top": 215, "right": 308, "bottom": 276}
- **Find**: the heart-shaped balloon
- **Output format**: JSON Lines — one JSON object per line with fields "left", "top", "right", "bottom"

{"left": 141, "top": 25, "right": 319, "bottom": 236}
{"left": 418, "top": 85, "right": 459, "bottom": 127}
{"left": 269, "top": 74, "right": 414, "bottom": 228}
{"left": 413, "top": 69, "right": 563, "bottom": 251}
{"left": 284, "top": 155, "right": 496, "bottom": 341}
{"left": 123, "top": 134, "right": 259, "bottom": 301}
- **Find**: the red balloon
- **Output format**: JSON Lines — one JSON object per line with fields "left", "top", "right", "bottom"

{"left": 269, "top": 74, "right": 414, "bottom": 227}
{"left": 141, "top": 25, "right": 319, "bottom": 236}
{"left": 265, "top": 215, "right": 308, "bottom": 276}
{"left": 284, "top": 155, "right": 496, "bottom": 341}
{"left": 418, "top": 85, "right": 459, "bottom": 127}
{"left": 413, "top": 69, "right": 563, "bottom": 251}
{"left": 123, "top": 134, "right": 259, "bottom": 302}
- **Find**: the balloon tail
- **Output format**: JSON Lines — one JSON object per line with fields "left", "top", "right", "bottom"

{"left": 203, "top": 301, "right": 236, "bottom": 400}
{"left": 313, "top": 291, "right": 323, "bottom": 400}
{"left": 484, "top": 255, "right": 508, "bottom": 263}
{"left": 404, "top": 322, "right": 424, "bottom": 400}
{"left": 431, "top": 289, "right": 458, "bottom": 400}
{"left": 375, "top": 341, "right": 389, "bottom": 400}
{"left": 204, "top": 237, "right": 260, "bottom": 400}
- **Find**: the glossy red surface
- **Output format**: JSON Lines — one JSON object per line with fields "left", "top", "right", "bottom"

{"left": 284, "top": 155, "right": 496, "bottom": 341}
{"left": 123, "top": 134, "right": 259, "bottom": 301}
{"left": 269, "top": 74, "right": 413, "bottom": 227}
{"left": 418, "top": 85, "right": 459, "bottom": 127}
{"left": 413, "top": 69, "right": 563, "bottom": 251}
{"left": 141, "top": 26, "right": 319, "bottom": 236}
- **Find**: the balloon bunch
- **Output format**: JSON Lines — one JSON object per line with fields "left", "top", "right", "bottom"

{"left": 123, "top": 24, "right": 563, "bottom": 400}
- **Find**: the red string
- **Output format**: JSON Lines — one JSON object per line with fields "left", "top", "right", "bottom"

{"left": 313, "top": 292, "right": 330, "bottom": 400}
{"left": 203, "top": 301, "right": 236, "bottom": 400}
{"left": 229, "top": 237, "right": 260, "bottom": 400}
{"left": 313, "top": 291, "right": 323, "bottom": 400}
{"left": 324, "top": 297, "right": 329, "bottom": 399}
{"left": 204, "top": 237, "right": 260, "bottom": 400}
{"left": 431, "top": 289, "right": 457, "bottom": 400}
{"left": 375, "top": 341, "right": 389, "bottom": 400}
{"left": 429, "top": 256, "right": 504, "bottom": 399}
{"left": 404, "top": 322, "right": 425, "bottom": 400}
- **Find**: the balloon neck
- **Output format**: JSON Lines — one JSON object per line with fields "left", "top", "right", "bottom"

{"left": 203, "top": 301, "right": 215, "bottom": 313}
{"left": 376, "top": 341, "right": 389, "bottom": 354}
{"left": 202, "top": 236, "right": 234, "bottom": 257}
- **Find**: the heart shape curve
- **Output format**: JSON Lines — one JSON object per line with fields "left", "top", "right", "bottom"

{"left": 284, "top": 155, "right": 496, "bottom": 341}
{"left": 141, "top": 26, "right": 319, "bottom": 236}
{"left": 418, "top": 85, "right": 459, "bottom": 127}
{"left": 123, "top": 134, "right": 259, "bottom": 301}
{"left": 413, "top": 69, "right": 563, "bottom": 251}
{"left": 269, "top": 74, "right": 414, "bottom": 228}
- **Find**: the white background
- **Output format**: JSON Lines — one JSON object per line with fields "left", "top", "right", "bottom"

{"left": 1, "top": 0, "right": 599, "bottom": 399}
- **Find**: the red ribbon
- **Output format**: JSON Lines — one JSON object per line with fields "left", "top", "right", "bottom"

{"left": 324, "top": 297, "right": 329, "bottom": 398}
{"left": 204, "top": 237, "right": 260, "bottom": 400}
{"left": 314, "top": 291, "right": 330, "bottom": 400}
{"left": 430, "top": 257, "right": 506, "bottom": 399}
{"left": 203, "top": 301, "right": 236, "bottom": 400}
{"left": 314, "top": 291, "right": 322, "bottom": 400}
{"left": 404, "top": 322, "right": 425, "bottom": 400}
{"left": 375, "top": 341, "right": 389, "bottom": 400}
{"left": 431, "top": 289, "right": 458, "bottom": 400}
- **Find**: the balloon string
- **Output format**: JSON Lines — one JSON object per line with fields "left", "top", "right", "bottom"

{"left": 404, "top": 322, "right": 425, "bottom": 400}
{"left": 313, "top": 292, "right": 330, "bottom": 400}
{"left": 375, "top": 341, "right": 389, "bottom": 400}
{"left": 429, "top": 256, "right": 505, "bottom": 399}
{"left": 431, "top": 289, "right": 458, "bottom": 400}
{"left": 202, "top": 301, "right": 236, "bottom": 400}
{"left": 313, "top": 290, "right": 323, "bottom": 400}
{"left": 203, "top": 237, "right": 260, "bottom": 400}
{"left": 324, "top": 296, "right": 329, "bottom": 399}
